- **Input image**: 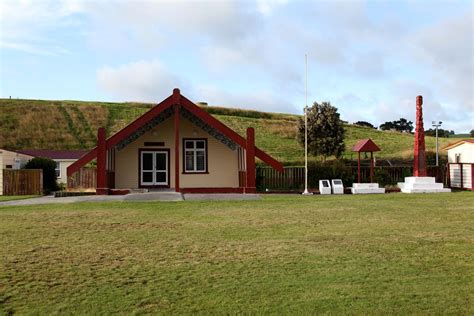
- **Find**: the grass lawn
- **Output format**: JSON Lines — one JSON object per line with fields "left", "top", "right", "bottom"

{"left": 0, "top": 195, "right": 39, "bottom": 202}
{"left": 1, "top": 193, "right": 473, "bottom": 314}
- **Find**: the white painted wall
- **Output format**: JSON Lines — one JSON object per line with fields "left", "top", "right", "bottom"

{"left": 447, "top": 143, "right": 474, "bottom": 163}
{"left": 449, "top": 164, "right": 472, "bottom": 189}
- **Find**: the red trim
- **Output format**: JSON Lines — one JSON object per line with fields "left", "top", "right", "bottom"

{"left": 138, "top": 148, "right": 171, "bottom": 189}
{"left": 357, "top": 152, "right": 361, "bottom": 183}
{"left": 109, "top": 189, "right": 130, "bottom": 195}
{"left": 67, "top": 94, "right": 176, "bottom": 177}
{"left": 175, "top": 104, "right": 180, "bottom": 192}
{"left": 352, "top": 139, "right": 381, "bottom": 152}
{"left": 106, "top": 96, "right": 175, "bottom": 150}
{"left": 96, "top": 127, "right": 107, "bottom": 195}
{"left": 471, "top": 163, "right": 474, "bottom": 190}
{"left": 180, "top": 95, "right": 284, "bottom": 172}
{"left": 370, "top": 151, "right": 374, "bottom": 183}
{"left": 96, "top": 188, "right": 109, "bottom": 195}
{"left": 182, "top": 138, "right": 209, "bottom": 174}
{"left": 67, "top": 88, "right": 283, "bottom": 177}
{"left": 246, "top": 127, "right": 256, "bottom": 191}
{"left": 67, "top": 148, "right": 97, "bottom": 177}
{"left": 181, "top": 187, "right": 244, "bottom": 193}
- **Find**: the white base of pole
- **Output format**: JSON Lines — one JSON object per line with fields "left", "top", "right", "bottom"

{"left": 302, "top": 189, "right": 313, "bottom": 195}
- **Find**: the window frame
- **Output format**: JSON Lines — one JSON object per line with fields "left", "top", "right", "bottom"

{"left": 182, "top": 138, "right": 208, "bottom": 174}
{"left": 55, "top": 161, "right": 61, "bottom": 178}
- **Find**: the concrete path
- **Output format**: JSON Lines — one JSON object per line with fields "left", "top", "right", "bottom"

{"left": 0, "top": 192, "right": 260, "bottom": 206}
{"left": 183, "top": 193, "right": 260, "bottom": 201}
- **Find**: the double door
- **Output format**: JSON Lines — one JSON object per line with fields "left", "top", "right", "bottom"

{"left": 140, "top": 150, "right": 168, "bottom": 186}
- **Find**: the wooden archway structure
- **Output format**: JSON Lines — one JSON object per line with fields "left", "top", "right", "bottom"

{"left": 352, "top": 139, "right": 381, "bottom": 183}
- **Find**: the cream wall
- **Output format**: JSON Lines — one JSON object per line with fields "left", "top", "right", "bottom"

{"left": 0, "top": 149, "right": 33, "bottom": 169}
{"left": 114, "top": 116, "right": 239, "bottom": 189}
{"left": 0, "top": 149, "right": 34, "bottom": 195}
{"left": 56, "top": 160, "right": 75, "bottom": 184}
{"left": 447, "top": 143, "right": 474, "bottom": 163}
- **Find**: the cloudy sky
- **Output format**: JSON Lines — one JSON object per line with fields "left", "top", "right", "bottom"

{"left": 1, "top": 0, "right": 473, "bottom": 132}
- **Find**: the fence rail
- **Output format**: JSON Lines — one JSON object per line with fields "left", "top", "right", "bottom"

{"left": 2, "top": 169, "right": 43, "bottom": 195}
{"left": 257, "top": 165, "right": 445, "bottom": 191}
{"left": 68, "top": 168, "right": 96, "bottom": 189}
{"left": 67, "top": 168, "right": 115, "bottom": 189}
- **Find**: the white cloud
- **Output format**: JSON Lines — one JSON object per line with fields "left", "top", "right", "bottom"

{"left": 97, "top": 60, "right": 189, "bottom": 102}
{"left": 0, "top": 0, "right": 83, "bottom": 55}
{"left": 196, "top": 84, "right": 298, "bottom": 114}
{"left": 410, "top": 11, "right": 473, "bottom": 111}
{"left": 84, "top": 0, "right": 260, "bottom": 53}
{"left": 256, "top": 0, "right": 288, "bottom": 15}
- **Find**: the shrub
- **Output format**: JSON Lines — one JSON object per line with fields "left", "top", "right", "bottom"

{"left": 374, "top": 168, "right": 394, "bottom": 186}
{"left": 24, "top": 157, "right": 59, "bottom": 194}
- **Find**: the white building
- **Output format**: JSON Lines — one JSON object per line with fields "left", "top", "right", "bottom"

{"left": 1, "top": 149, "right": 87, "bottom": 194}
{"left": 444, "top": 140, "right": 474, "bottom": 190}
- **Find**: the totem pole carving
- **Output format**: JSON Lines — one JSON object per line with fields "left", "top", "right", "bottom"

{"left": 413, "top": 95, "right": 427, "bottom": 177}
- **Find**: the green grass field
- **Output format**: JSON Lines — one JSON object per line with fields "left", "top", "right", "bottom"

{"left": 1, "top": 193, "right": 473, "bottom": 314}
{"left": 0, "top": 98, "right": 465, "bottom": 164}
{"left": 0, "top": 195, "right": 39, "bottom": 202}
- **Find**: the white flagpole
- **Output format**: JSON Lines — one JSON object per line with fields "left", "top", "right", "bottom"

{"left": 303, "top": 54, "right": 312, "bottom": 195}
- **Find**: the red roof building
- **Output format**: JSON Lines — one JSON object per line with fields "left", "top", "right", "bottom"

{"left": 67, "top": 88, "right": 283, "bottom": 195}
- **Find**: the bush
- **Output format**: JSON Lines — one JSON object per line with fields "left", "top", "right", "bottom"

{"left": 24, "top": 157, "right": 59, "bottom": 194}
{"left": 374, "top": 168, "right": 394, "bottom": 186}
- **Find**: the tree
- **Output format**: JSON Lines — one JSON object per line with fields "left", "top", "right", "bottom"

{"left": 470, "top": 129, "right": 474, "bottom": 137}
{"left": 24, "top": 157, "right": 59, "bottom": 194}
{"left": 298, "top": 101, "right": 345, "bottom": 161}
{"left": 379, "top": 118, "right": 413, "bottom": 133}
{"left": 354, "top": 121, "right": 375, "bottom": 129}
{"left": 425, "top": 128, "right": 454, "bottom": 138}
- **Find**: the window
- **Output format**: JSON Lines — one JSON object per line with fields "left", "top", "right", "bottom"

{"left": 183, "top": 139, "right": 207, "bottom": 173}
{"left": 55, "top": 162, "right": 61, "bottom": 178}
{"left": 455, "top": 153, "right": 461, "bottom": 163}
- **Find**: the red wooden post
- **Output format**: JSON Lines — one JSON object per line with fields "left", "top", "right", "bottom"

{"left": 370, "top": 151, "right": 374, "bottom": 183}
{"left": 413, "top": 95, "right": 427, "bottom": 176}
{"left": 96, "top": 127, "right": 108, "bottom": 195}
{"left": 357, "top": 152, "right": 361, "bottom": 183}
{"left": 447, "top": 163, "right": 451, "bottom": 188}
{"left": 173, "top": 88, "right": 180, "bottom": 193}
{"left": 471, "top": 163, "right": 474, "bottom": 190}
{"left": 245, "top": 127, "right": 256, "bottom": 193}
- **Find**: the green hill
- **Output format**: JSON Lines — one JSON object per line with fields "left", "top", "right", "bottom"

{"left": 0, "top": 98, "right": 463, "bottom": 165}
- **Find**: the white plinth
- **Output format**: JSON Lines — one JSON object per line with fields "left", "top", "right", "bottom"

{"left": 398, "top": 177, "right": 451, "bottom": 193}
{"left": 351, "top": 183, "right": 385, "bottom": 194}
{"left": 331, "top": 179, "right": 344, "bottom": 195}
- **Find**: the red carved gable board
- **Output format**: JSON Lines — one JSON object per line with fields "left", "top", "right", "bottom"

{"left": 67, "top": 89, "right": 283, "bottom": 176}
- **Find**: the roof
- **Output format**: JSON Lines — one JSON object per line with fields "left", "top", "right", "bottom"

{"left": 443, "top": 139, "right": 474, "bottom": 150}
{"left": 67, "top": 88, "right": 284, "bottom": 176}
{"left": 352, "top": 139, "right": 381, "bottom": 152}
{"left": 16, "top": 150, "right": 88, "bottom": 160}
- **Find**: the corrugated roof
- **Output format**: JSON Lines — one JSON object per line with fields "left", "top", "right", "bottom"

{"left": 15, "top": 150, "right": 88, "bottom": 160}
{"left": 352, "top": 139, "right": 381, "bottom": 152}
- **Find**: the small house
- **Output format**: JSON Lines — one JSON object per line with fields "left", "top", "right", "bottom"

{"left": 67, "top": 89, "right": 283, "bottom": 194}
{"left": 0, "top": 149, "right": 35, "bottom": 195}
{"left": 444, "top": 139, "right": 474, "bottom": 190}
{"left": 16, "top": 150, "right": 88, "bottom": 185}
